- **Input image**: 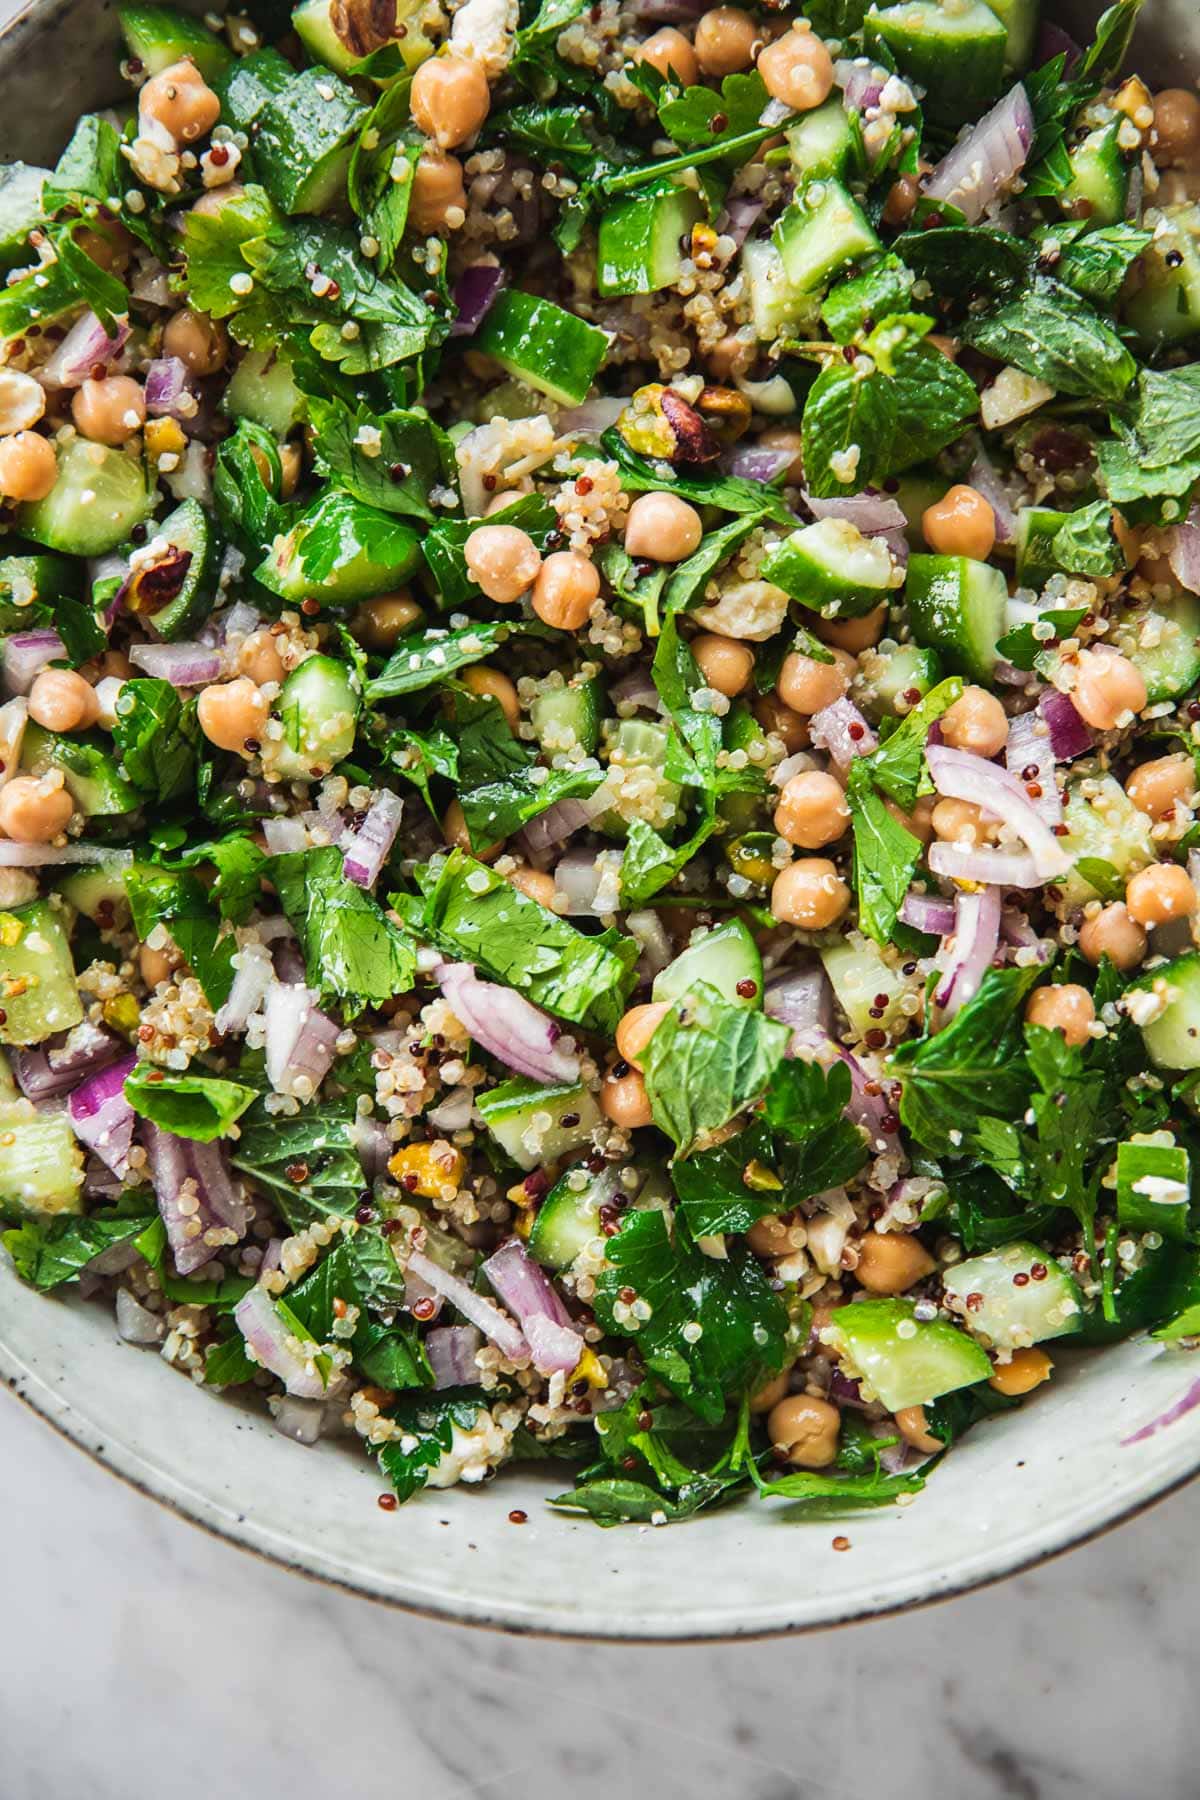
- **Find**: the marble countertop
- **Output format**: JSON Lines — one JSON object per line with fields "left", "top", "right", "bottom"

{"left": 1, "top": 1389, "right": 1196, "bottom": 1800}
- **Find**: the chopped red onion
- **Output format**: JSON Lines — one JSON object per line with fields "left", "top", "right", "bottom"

{"left": 1121, "top": 1376, "right": 1200, "bottom": 1445}
{"left": 437, "top": 960, "right": 581, "bottom": 1084}
{"left": 1168, "top": 501, "right": 1200, "bottom": 595}
{"left": 558, "top": 397, "right": 629, "bottom": 437}
{"left": 723, "top": 445, "right": 796, "bottom": 484}
{"left": 928, "top": 840, "right": 1041, "bottom": 889}
{"left": 144, "top": 355, "right": 195, "bottom": 420}
{"left": 38, "top": 309, "right": 130, "bottom": 388}
{"left": 934, "top": 884, "right": 1002, "bottom": 1018}
{"left": 116, "top": 1287, "right": 166, "bottom": 1345}
{"left": 4, "top": 630, "right": 64, "bottom": 695}
{"left": 406, "top": 1247, "right": 529, "bottom": 1363}
{"left": 609, "top": 667, "right": 663, "bottom": 713}
{"left": 0, "top": 841, "right": 133, "bottom": 868}
{"left": 1038, "top": 688, "right": 1093, "bottom": 762}
{"left": 1005, "top": 706, "right": 1063, "bottom": 826}
{"left": 1036, "top": 20, "right": 1081, "bottom": 71}
{"left": 264, "top": 982, "right": 339, "bottom": 1099}
{"left": 525, "top": 1312, "right": 587, "bottom": 1375}
{"left": 926, "top": 743, "right": 1071, "bottom": 880}
{"left": 516, "top": 788, "right": 608, "bottom": 856}
{"left": 837, "top": 58, "right": 885, "bottom": 112}
{"left": 260, "top": 1237, "right": 283, "bottom": 1277}
{"left": 759, "top": 96, "right": 793, "bottom": 128}
{"left": 899, "top": 891, "right": 957, "bottom": 936}
{"left": 924, "top": 84, "right": 1034, "bottom": 224}
{"left": 483, "top": 1237, "right": 582, "bottom": 1375}
{"left": 262, "top": 816, "right": 308, "bottom": 854}
{"left": 143, "top": 1121, "right": 248, "bottom": 1275}
{"left": 828, "top": 1367, "right": 870, "bottom": 1409}
{"left": 128, "top": 641, "right": 222, "bottom": 686}
{"left": 343, "top": 789, "right": 403, "bottom": 888}
{"left": 271, "top": 1396, "right": 326, "bottom": 1444}
{"left": 234, "top": 1285, "right": 327, "bottom": 1399}
{"left": 809, "top": 697, "right": 878, "bottom": 771}
{"left": 630, "top": 0, "right": 705, "bottom": 18}
{"left": 214, "top": 941, "right": 274, "bottom": 1037}
{"left": 764, "top": 964, "right": 835, "bottom": 1036}
{"left": 801, "top": 490, "right": 906, "bottom": 533}
{"left": 449, "top": 263, "right": 506, "bottom": 337}
{"left": 426, "top": 1324, "right": 484, "bottom": 1389}
{"left": 351, "top": 1114, "right": 391, "bottom": 1183}
{"left": 18, "top": 1019, "right": 122, "bottom": 1101}
{"left": 965, "top": 436, "right": 1017, "bottom": 544}
{"left": 217, "top": 599, "right": 262, "bottom": 643}
{"left": 715, "top": 194, "right": 766, "bottom": 250}
{"left": 790, "top": 1030, "right": 906, "bottom": 1166}
{"left": 999, "top": 906, "right": 1054, "bottom": 963}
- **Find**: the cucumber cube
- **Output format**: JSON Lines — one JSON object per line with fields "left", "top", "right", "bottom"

{"left": 252, "top": 67, "right": 366, "bottom": 216}
{"left": 653, "top": 918, "right": 763, "bottom": 1010}
{"left": 905, "top": 553, "right": 1008, "bottom": 682}
{"left": 475, "top": 290, "right": 608, "bottom": 407}
{"left": 1063, "top": 121, "right": 1129, "bottom": 227}
{"left": 774, "top": 179, "right": 881, "bottom": 298}
{"left": 118, "top": 3, "right": 233, "bottom": 80}
{"left": 823, "top": 1298, "right": 992, "bottom": 1412}
{"left": 597, "top": 187, "right": 704, "bottom": 298}
{"left": 477, "top": 1078, "right": 602, "bottom": 1171}
{"left": 21, "top": 722, "right": 140, "bottom": 818}
{"left": 761, "top": 517, "right": 895, "bottom": 619}
{"left": 1129, "top": 951, "right": 1200, "bottom": 1071}
{"left": 1125, "top": 204, "right": 1200, "bottom": 349}
{"left": 0, "top": 900, "right": 83, "bottom": 1046}
{"left": 820, "top": 933, "right": 909, "bottom": 1040}
{"left": 18, "top": 439, "right": 151, "bottom": 558}
{"left": 865, "top": 0, "right": 1006, "bottom": 129}
{"left": 1117, "top": 1136, "right": 1192, "bottom": 1241}
{"left": 942, "top": 1241, "right": 1084, "bottom": 1350}
{"left": 786, "top": 99, "right": 861, "bottom": 181}
{"left": 1059, "top": 773, "right": 1154, "bottom": 910}
{"left": 0, "top": 1101, "right": 84, "bottom": 1215}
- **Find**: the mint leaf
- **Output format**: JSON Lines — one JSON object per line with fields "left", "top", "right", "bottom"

{"left": 366, "top": 617, "right": 549, "bottom": 700}
{"left": 865, "top": 676, "right": 962, "bottom": 810}
{"left": 124, "top": 865, "right": 235, "bottom": 1011}
{"left": 996, "top": 608, "right": 1089, "bottom": 671}
{"left": 598, "top": 428, "right": 795, "bottom": 524}
{"left": 884, "top": 339, "right": 979, "bottom": 474}
{"left": 124, "top": 1067, "right": 257, "bottom": 1142}
{"left": 1052, "top": 221, "right": 1152, "bottom": 305}
{"left": 643, "top": 981, "right": 790, "bottom": 1154}
{"left": 231, "top": 1098, "right": 367, "bottom": 1228}
{"left": 271, "top": 845, "right": 416, "bottom": 1014}
{"left": 801, "top": 360, "right": 897, "bottom": 498}
{"left": 1116, "top": 365, "right": 1200, "bottom": 471}
{"left": 1050, "top": 499, "right": 1120, "bottom": 576}
{"left": 347, "top": 81, "right": 420, "bottom": 270}
{"left": 1080, "top": 0, "right": 1144, "bottom": 80}
{"left": 847, "top": 760, "right": 922, "bottom": 947}
{"left": 963, "top": 275, "right": 1136, "bottom": 402}
{"left": 43, "top": 113, "right": 122, "bottom": 215}
{"left": 460, "top": 761, "right": 604, "bottom": 849}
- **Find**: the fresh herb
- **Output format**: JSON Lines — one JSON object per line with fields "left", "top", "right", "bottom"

{"left": 962, "top": 276, "right": 1137, "bottom": 403}
{"left": 1050, "top": 221, "right": 1153, "bottom": 305}
{"left": 366, "top": 616, "right": 550, "bottom": 700}
{"left": 232, "top": 1097, "right": 369, "bottom": 1226}
{"left": 376, "top": 1387, "right": 493, "bottom": 1503}
{"left": 123, "top": 865, "right": 236, "bottom": 1011}
{"left": 891, "top": 966, "right": 1043, "bottom": 1156}
{"left": 112, "top": 678, "right": 200, "bottom": 806}
{"left": 1, "top": 1208, "right": 161, "bottom": 1291}
{"left": 598, "top": 428, "right": 795, "bottom": 524}
{"left": 865, "top": 677, "right": 962, "bottom": 811}
{"left": 846, "top": 759, "right": 923, "bottom": 947}
{"left": 124, "top": 1066, "right": 258, "bottom": 1142}
{"left": 642, "top": 981, "right": 791, "bottom": 1154}
{"left": 995, "top": 608, "right": 1089, "bottom": 671}
{"left": 308, "top": 395, "right": 456, "bottom": 523}
{"left": 270, "top": 845, "right": 416, "bottom": 1014}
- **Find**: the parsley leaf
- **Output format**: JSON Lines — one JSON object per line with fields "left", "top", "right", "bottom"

{"left": 232, "top": 1097, "right": 368, "bottom": 1227}
{"left": 658, "top": 70, "right": 773, "bottom": 149}
{"left": 376, "top": 1387, "right": 494, "bottom": 1503}
{"left": 891, "top": 966, "right": 1043, "bottom": 1156}
{"left": 864, "top": 677, "right": 962, "bottom": 811}
{"left": 123, "top": 865, "right": 236, "bottom": 1011}
{"left": 643, "top": 981, "right": 791, "bottom": 1154}
{"left": 366, "top": 617, "right": 550, "bottom": 700}
{"left": 124, "top": 1066, "right": 258, "bottom": 1142}
{"left": 598, "top": 428, "right": 795, "bottom": 524}
{"left": 112, "top": 678, "right": 200, "bottom": 806}
{"left": 307, "top": 394, "right": 456, "bottom": 523}
{"left": 270, "top": 845, "right": 416, "bottom": 1014}
{"left": 2, "top": 1209, "right": 161, "bottom": 1291}
{"left": 846, "top": 759, "right": 922, "bottom": 947}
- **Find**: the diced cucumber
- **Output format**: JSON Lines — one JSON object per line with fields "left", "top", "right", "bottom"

{"left": 477, "top": 1077, "right": 602, "bottom": 1172}
{"left": 1014, "top": 505, "right": 1065, "bottom": 590}
{"left": 1116, "top": 1134, "right": 1192, "bottom": 1241}
{"left": 1128, "top": 952, "right": 1200, "bottom": 1071}
{"left": 1125, "top": 204, "right": 1200, "bottom": 349}
{"left": 1058, "top": 772, "right": 1154, "bottom": 908}
{"left": 774, "top": 179, "right": 881, "bottom": 299}
{"left": 597, "top": 186, "right": 704, "bottom": 298}
{"left": 118, "top": 3, "right": 233, "bottom": 80}
{"left": 528, "top": 1164, "right": 622, "bottom": 1270}
{"left": 268, "top": 654, "right": 359, "bottom": 781}
{"left": 905, "top": 553, "right": 1008, "bottom": 682}
{"left": 0, "top": 553, "right": 80, "bottom": 623}
{"left": 251, "top": 66, "right": 366, "bottom": 216}
{"left": 653, "top": 918, "right": 763, "bottom": 1010}
{"left": 986, "top": 0, "right": 1039, "bottom": 68}
{"left": 598, "top": 718, "right": 682, "bottom": 836}
{"left": 865, "top": 0, "right": 1006, "bottom": 129}
{"left": 820, "top": 932, "right": 908, "bottom": 1040}
{"left": 223, "top": 348, "right": 306, "bottom": 436}
{"left": 57, "top": 862, "right": 133, "bottom": 927}
{"left": 1109, "top": 591, "right": 1200, "bottom": 703}
{"left": 18, "top": 439, "right": 151, "bottom": 558}
{"left": 0, "top": 1099, "right": 84, "bottom": 1215}
{"left": 761, "top": 517, "right": 895, "bottom": 620}
{"left": 0, "top": 900, "right": 83, "bottom": 1045}
{"left": 213, "top": 46, "right": 294, "bottom": 133}
{"left": 1063, "top": 121, "right": 1128, "bottom": 227}
{"left": 824, "top": 1297, "right": 992, "bottom": 1412}
{"left": 20, "top": 721, "right": 140, "bottom": 818}
{"left": 257, "top": 489, "right": 421, "bottom": 606}
{"left": 858, "top": 642, "right": 942, "bottom": 721}
{"left": 943, "top": 1241, "right": 1084, "bottom": 1351}
{"left": 530, "top": 677, "right": 602, "bottom": 757}
{"left": 0, "top": 164, "right": 46, "bottom": 274}
{"left": 786, "top": 99, "right": 862, "bottom": 181}
{"left": 474, "top": 291, "right": 608, "bottom": 407}
{"left": 138, "top": 497, "right": 222, "bottom": 642}
{"left": 741, "top": 238, "right": 813, "bottom": 341}
{"left": 293, "top": 0, "right": 436, "bottom": 75}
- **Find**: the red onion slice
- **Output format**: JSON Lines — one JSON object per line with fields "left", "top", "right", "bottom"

{"left": 1038, "top": 689, "right": 1093, "bottom": 762}
{"left": 264, "top": 982, "right": 339, "bottom": 1099}
{"left": 1004, "top": 706, "right": 1063, "bottom": 826}
{"left": 926, "top": 743, "right": 1071, "bottom": 880}
{"left": 483, "top": 1237, "right": 582, "bottom": 1374}
{"left": 763, "top": 964, "right": 835, "bottom": 1035}
{"left": 406, "top": 1247, "right": 529, "bottom": 1363}
{"left": 524, "top": 1312, "right": 586, "bottom": 1375}
{"left": 1168, "top": 501, "right": 1200, "bottom": 595}
{"left": 723, "top": 445, "right": 795, "bottom": 484}
{"left": 928, "top": 840, "right": 1041, "bottom": 889}
{"left": 0, "top": 697, "right": 26, "bottom": 791}
{"left": 715, "top": 194, "right": 766, "bottom": 250}
{"left": 809, "top": 697, "right": 877, "bottom": 772}
{"left": 116, "top": 1287, "right": 166, "bottom": 1345}
{"left": 558, "top": 397, "right": 628, "bottom": 437}
{"left": 18, "top": 1019, "right": 123, "bottom": 1101}
{"left": 144, "top": 355, "right": 195, "bottom": 420}
{"left": 129, "top": 641, "right": 222, "bottom": 686}
{"left": 934, "top": 884, "right": 1002, "bottom": 1018}
{"left": 790, "top": 1029, "right": 906, "bottom": 1167}
{"left": 516, "top": 786, "right": 609, "bottom": 856}
{"left": 143, "top": 1121, "right": 248, "bottom": 1275}
{"left": 965, "top": 436, "right": 1017, "bottom": 544}
{"left": 234, "top": 1286, "right": 327, "bottom": 1399}
{"left": 899, "top": 891, "right": 957, "bottom": 936}
{"left": 426, "top": 1324, "right": 484, "bottom": 1389}
{"left": 437, "top": 960, "right": 581, "bottom": 1084}
{"left": 449, "top": 263, "right": 506, "bottom": 338}
{"left": 68, "top": 1051, "right": 137, "bottom": 1177}
{"left": 1121, "top": 1376, "right": 1200, "bottom": 1446}
{"left": 801, "top": 490, "right": 906, "bottom": 533}
{"left": 261, "top": 817, "right": 308, "bottom": 855}
{"left": 214, "top": 941, "right": 274, "bottom": 1037}
{"left": 342, "top": 789, "right": 403, "bottom": 888}
{"left": 38, "top": 309, "right": 130, "bottom": 388}
{"left": 4, "top": 631, "right": 64, "bottom": 695}
{"left": 924, "top": 83, "right": 1034, "bottom": 224}
{"left": 838, "top": 58, "right": 885, "bottom": 113}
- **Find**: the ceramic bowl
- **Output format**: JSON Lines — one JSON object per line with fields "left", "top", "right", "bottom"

{"left": 1, "top": 0, "right": 1200, "bottom": 1641}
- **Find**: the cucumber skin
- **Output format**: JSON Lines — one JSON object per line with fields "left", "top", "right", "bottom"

{"left": 251, "top": 67, "right": 366, "bottom": 216}
{"left": 1131, "top": 952, "right": 1200, "bottom": 1071}
{"left": 824, "top": 1297, "right": 992, "bottom": 1412}
{"left": 0, "top": 1104, "right": 84, "bottom": 1215}
{"left": 271, "top": 654, "right": 359, "bottom": 780}
{"left": 528, "top": 1170, "right": 615, "bottom": 1270}
{"left": 1125, "top": 204, "right": 1200, "bottom": 350}
{"left": 864, "top": 2, "right": 1006, "bottom": 129}
{"left": 118, "top": 3, "right": 233, "bottom": 80}
{"left": 943, "top": 1241, "right": 1083, "bottom": 1350}
{"left": 653, "top": 918, "right": 764, "bottom": 1010}
{"left": 145, "top": 497, "right": 222, "bottom": 642}
{"left": 905, "top": 553, "right": 1007, "bottom": 682}
{"left": 0, "top": 900, "right": 84, "bottom": 1046}
{"left": 1110, "top": 593, "right": 1200, "bottom": 704}
{"left": 475, "top": 291, "right": 608, "bottom": 407}
{"left": 597, "top": 189, "right": 704, "bottom": 298}
{"left": 21, "top": 721, "right": 141, "bottom": 818}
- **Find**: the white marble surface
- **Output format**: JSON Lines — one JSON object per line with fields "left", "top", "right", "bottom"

{"left": 0, "top": 1389, "right": 1196, "bottom": 1800}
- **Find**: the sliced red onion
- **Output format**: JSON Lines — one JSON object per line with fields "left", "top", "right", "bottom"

{"left": 1004, "top": 706, "right": 1062, "bottom": 826}
{"left": 790, "top": 1029, "right": 906, "bottom": 1166}
{"left": 483, "top": 1237, "right": 582, "bottom": 1374}
{"left": 262, "top": 816, "right": 308, "bottom": 854}
{"left": 217, "top": 599, "right": 262, "bottom": 642}
{"left": 129, "top": 257, "right": 171, "bottom": 308}
{"left": 926, "top": 743, "right": 1071, "bottom": 880}
{"left": 626, "top": 906, "right": 673, "bottom": 977}
{"left": 928, "top": 840, "right": 1041, "bottom": 889}
{"left": 999, "top": 906, "right": 1054, "bottom": 963}
{"left": 234, "top": 1285, "right": 327, "bottom": 1399}
{"left": 406, "top": 1247, "right": 529, "bottom": 1363}
{"left": 837, "top": 58, "right": 885, "bottom": 113}
{"left": 0, "top": 841, "right": 133, "bottom": 868}
{"left": 759, "top": 96, "right": 793, "bottom": 128}
{"left": 552, "top": 846, "right": 607, "bottom": 915}
{"left": 525, "top": 1312, "right": 586, "bottom": 1375}
{"left": 260, "top": 1237, "right": 283, "bottom": 1277}
{"left": 515, "top": 788, "right": 608, "bottom": 856}
{"left": 116, "top": 1287, "right": 166, "bottom": 1345}
{"left": 899, "top": 891, "right": 957, "bottom": 936}
{"left": 17, "top": 1019, "right": 122, "bottom": 1101}
{"left": 426, "top": 1324, "right": 483, "bottom": 1389}
{"left": 351, "top": 1114, "right": 391, "bottom": 1183}
{"left": 558, "top": 397, "right": 628, "bottom": 437}
{"left": 966, "top": 436, "right": 1017, "bottom": 545}
{"left": 1168, "top": 502, "right": 1200, "bottom": 595}
{"left": 934, "top": 884, "right": 1002, "bottom": 1018}
{"left": 144, "top": 355, "right": 195, "bottom": 420}
{"left": 143, "top": 1120, "right": 248, "bottom": 1275}
{"left": 128, "top": 641, "right": 222, "bottom": 686}
{"left": 342, "top": 788, "right": 403, "bottom": 888}
{"left": 214, "top": 941, "right": 274, "bottom": 1037}
{"left": 437, "top": 960, "right": 581, "bottom": 1084}
{"left": 609, "top": 667, "right": 663, "bottom": 713}
{"left": 38, "top": 309, "right": 130, "bottom": 388}
{"left": 723, "top": 445, "right": 796, "bottom": 484}
{"left": 801, "top": 490, "right": 906, "bottom": 533}
{"left": 427, "top": 1087, "right": 474, "bottom": 1133}
{"left": 264, "top": 982, "right": 339, "bottom": 1100}
{"left": 924, "top": 84, "right": 1033, "bottom": 224}
{"left": 449, "top": 263, "right": 506, "bottom": 338}
{"left": 69, "top": 1052, "right": 137, "bottom": 1178}
{"left": 763, "top": 964, "right": 834, "bottom": 1035}
{"left": 1121, "top": 1376, "right": 1200, "bottom": 1445}
{"left": 878, "top": 1435, "right": 913, "bottom": 1476}
{"left": 4, "top": 630, "right": 64, "bottom": 695}
{"left": 1038, "top": 688, "right": 1093, "bottom": 762}
{"left": 829, "top": 1367, "right": 870, "bottom": 1409}
{"left": 630, "top": 0, "right": 704, "bottom": 18}
{"left": 809, "top": 697, "right": 877, "bottom": 772}
{"left": 271, "top": 1396, "right": 326, "bottom": 1443}
{"left": 715, "top": 194, "right": 766, "bottom": 250}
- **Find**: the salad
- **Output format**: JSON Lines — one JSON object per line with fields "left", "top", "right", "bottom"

{"left": 0, "top": 0, "right": 1199, "bottom": 1530}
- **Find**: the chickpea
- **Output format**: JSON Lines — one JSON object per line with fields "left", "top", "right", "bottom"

{"left": 691, "top": 632, "right": 754, "bottom": 697}
{"left": 989, "top": 1346, "right": 1053, "bottom": 1397}
{"left": 90, "top": 650, "right": 133, "bottom": 683}
{"left": 1025, "top": 982, "right": 1095, "bottom": 1048}
{"left": 887, "top": 793, "right": 936, "bottom": 845}
{"left": 28, "top": 668, "right": 98, "bottom": 733}
{"left": 1125, "top": 861, "right": 1198, "bottom": 927}
{"left": 882, "top": 173, "right": 920, "bottom": 227}
{"left": 774, "top": 769, "right": 850, "bottom": 849}
{"left": 1071, "top": 648, "right": 1147, "bottom": 732}
{"left": 771, "top": 856, "right": 850, "bottom": 929}
{"left": 753, "top": 692, "right": 808, "bottom": 753}
{"left": 615, "top": 1000, "right": 670, "bottom": 1072}
{"left": 441, "top": 797, "right": 503, "bottom": 862}
{"left": 854, "top": 1232, "right": 935, "bottom": 1295}
{"left": 233, "top": 628, "right": 284, "bottom": 688}
{"left": 139, "top": 942, "right": 180, "bottom": 988}
{"left": 749, "top": 1370, "right": 789, "bottom": 1415}
{"left": 766, "top": 1394, "right": 840, "bottom": 1468}
{"left": 694, "top": 5, "right": 758, "bottom": 75}
{"left": 278, "top": 440, "right": 302, "bottom": 501}
{"left": 461, "top": 663, "right": 520, "bottom": 729}
{"left": 705, "top": 334, "right": 745, "bottom": 382}
{"left": 484, "top": 488, "right": 527, "bottom": 516}
{"left": 927, "top": 333, "right": 959, "bottom": 361}
{"left": 776, "top": 646, "right": 853, "bottom": 715}
{"left": 1078, "top": 902, "right": 1147, "bottom": 972}
{"left": 756, "top": 424, "right": 803, "bottom": 483}
{"left": 816, "top": 603, "right": 886, "bottom": 654}
{"left": 0, "top": 431, "right": 57, "bottom": 502}
{"left": 350, "top": 592, "right": 422, "bottom": 653}
{"left": 71, "top": 376, "right": 145, "bottom": 447}
{"left": 410, "top": 53, "right": 491, "bottom": 150}
{"left": 196, "top": 677, "right": 269, "bottom": 755}
{"left": 894, "top": 1405, "right": 943, "bottom": 1455}
{"left": 507, "top": 865, "right": 556, "bottom": 907}
{"left": 409, "top": 149, "right": 467, "bottom": 233}
{"left": 1152, "top": 88, "right": 1200, "bottom": 168}
{"left": 921, "top": 484, "right": 996, "bottom": 561}
{"left": 1127, "top": 753, "right": 1194, "bottom": 820}
{"left": 0, "top": 771, "right": 73, "bottom": 843}
{"left": 464, "top": 523, "right": 541, "bottom": 604}
{"left": 532, "top": 550, "right": 600, "bottom": 630}
{"left": 756, "top": 23, "right": 834, "bottom": 112}
{"left": 600, "top": 1066, "right": 654, "bottom": 1129}
{"left": 189, "top": 181, "right": 245, "bottom": 220}
{"left": 747, "top": 1212, "right": 800, "bottom": 1258}
{"left": 638, "top": 26, "right": 699, "bottom": 86}
{"left": 76, "top": 222, "right": 134, "bottom": 273}
{"left": 931, "top": 796, "right": 992, "bottom": 844}
{"left": 162, "top": 307, "right": 227, "bottom": 377}
{"left": 938, "top": 685, "right": 1008, "bottom": 758}
{"left": 139, "top": 59, "right": 221, "bottom": 144}
{"left": 624, "top": 491, "right": 703, "bottom": 563}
